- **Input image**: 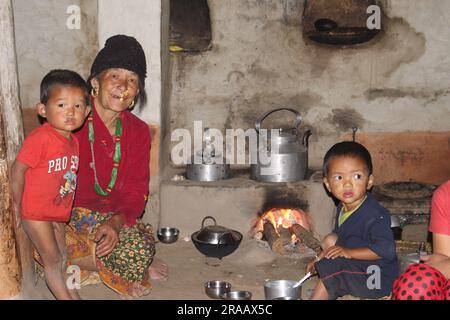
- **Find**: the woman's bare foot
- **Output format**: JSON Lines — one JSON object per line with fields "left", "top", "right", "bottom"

{"left": 149, "top": 257, "right": 169, "bottom": 281}
{"left": 119, "top": 257, "right": 169, "bottom": 299}
{"left": 123, "top": 283, "right": 151, "bottom": 299}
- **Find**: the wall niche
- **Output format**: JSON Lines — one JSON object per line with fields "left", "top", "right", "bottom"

{"left": 303, "top": 0, "right": 383, "bottom": 45}
{"left": 169, "top": 0, "right": 212, "bottom": 52}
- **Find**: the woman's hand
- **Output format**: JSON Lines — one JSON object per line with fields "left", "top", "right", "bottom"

{"left": 94, "top": 213, "right": 124, "bottom": 257}
{"left": 421, "top": 253, "right": 450, "bottom": 278}
{"left": 424, "top": 233, "right": 450, "bottom": 278}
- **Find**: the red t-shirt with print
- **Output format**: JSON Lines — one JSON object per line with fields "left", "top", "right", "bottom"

{"left": 429, "top": 180, "right": 450, "bottom": 236}
{"left": 16, "top": 123, "right": 79, "bottom": 222}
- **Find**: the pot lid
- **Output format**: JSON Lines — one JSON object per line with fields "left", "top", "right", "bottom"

{"left": 196, "top": 216, "right": 234, "bottom": 243}
{"left": 278, "top": 128, "right": 298, "bottom": 138}
{"left": 263, "top": 128, "right": 298, "bottom": 142}
{"left": 192, "top": 229, "right": 243, "bottom": 246}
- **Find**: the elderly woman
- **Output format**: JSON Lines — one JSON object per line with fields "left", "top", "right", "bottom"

{"left": 66, "top": 34, "right": 168, "bottom": 298}
{"left": 392, "top": 180, "right": 450, "bottom": 300}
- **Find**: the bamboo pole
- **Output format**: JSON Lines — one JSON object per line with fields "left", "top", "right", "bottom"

{"left": 0, "top": 1, "right": 24, "bottom": 158}
{"left": 0, "top": 0, "right": 29, "bottom": 298}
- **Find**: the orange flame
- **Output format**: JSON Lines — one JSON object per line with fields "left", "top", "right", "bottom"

{"left": 255, "top": 208, "right": 309, "bottom": 243}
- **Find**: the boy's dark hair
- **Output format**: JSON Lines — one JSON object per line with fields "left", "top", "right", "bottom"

{"left": 40, "top": 69, "right": 88, "bottom": 104}
{"left": 323, "top": 141, "right": 373, "bottom": 176}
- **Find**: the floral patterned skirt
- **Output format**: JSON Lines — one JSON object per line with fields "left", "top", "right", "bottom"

{"left": 66, "top": 207, "right": 156, "bottom": 296}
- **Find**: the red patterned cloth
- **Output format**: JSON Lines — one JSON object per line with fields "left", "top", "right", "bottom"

{"left": 392, "top": 263, "right": 450, "bottom": 300}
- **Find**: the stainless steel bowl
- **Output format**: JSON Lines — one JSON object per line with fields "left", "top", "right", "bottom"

{"left": 157, "top": 228, "right": 179, "bottom": 244}
{"left": 204, "top": 280, "right": 232, "bottom": 299}
{"left": 220, "top": 290, "right": 252, "bottom": 300}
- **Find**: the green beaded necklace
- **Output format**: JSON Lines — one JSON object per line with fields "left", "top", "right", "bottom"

{"left": 88, "top": 111, "right": 123, "bottom": 196}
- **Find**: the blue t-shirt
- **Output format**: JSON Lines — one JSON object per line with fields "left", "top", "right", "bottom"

{"left": 334, "top": 193, "right": 399, "bottom": 286}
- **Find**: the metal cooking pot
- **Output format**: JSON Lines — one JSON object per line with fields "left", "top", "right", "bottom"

{"left": 191, "top": 216, "right": 242, "bottom": 259}
{"left": 186, "top": 153, "right": 230, "bottom": 182}
{"left": 195, "top": 216, "right": 237, "bottom": 244}
{"left": 251, "top": 108, "right": 311, "bottom": 182}
{"left": 264, "top": 280, "right": 302, "bottom": 300}
{"left": 186, "top": 128, "right": 230, "bottom": 181}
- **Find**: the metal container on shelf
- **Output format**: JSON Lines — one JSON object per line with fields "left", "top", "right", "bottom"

{"left": 186, "top": 128, "right": 230, "bottom": 181}
{"left": 251, "top": 108, "right": 311, "bottom": 182}
{"left": 186, "top": 156, "right": 230, "bottom": 181}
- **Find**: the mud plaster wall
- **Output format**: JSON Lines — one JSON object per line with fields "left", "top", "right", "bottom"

{"left": 12, "top": 0, "right": 98, "bottom": 136}
{"left": 165, "top": 0, "right": 450, "bottom": 184}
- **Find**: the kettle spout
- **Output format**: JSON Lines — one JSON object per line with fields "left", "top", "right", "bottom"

{"left": 302, "top": 129, "right": 312, "bottom": 148}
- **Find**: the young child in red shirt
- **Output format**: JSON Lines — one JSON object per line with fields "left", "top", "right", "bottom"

{"left": 11, "top": 70, "right": 90, "bottom": 300}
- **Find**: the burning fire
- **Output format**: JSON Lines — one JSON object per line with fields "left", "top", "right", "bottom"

{"left": 254, "top": 208, "right": 310, "bottom": 243}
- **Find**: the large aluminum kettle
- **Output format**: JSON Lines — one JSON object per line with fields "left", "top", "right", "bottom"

{"left": 250, "top": 108, "right": 311, "bottom": 182}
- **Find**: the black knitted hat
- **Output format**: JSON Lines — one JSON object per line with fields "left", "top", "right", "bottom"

{"left": 90, "top": 34, "right": 147, "bottom": 84}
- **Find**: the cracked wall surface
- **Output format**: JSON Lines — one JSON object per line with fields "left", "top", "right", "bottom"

{"left": 165, "top": 0, "right": 450, "bottom": 181}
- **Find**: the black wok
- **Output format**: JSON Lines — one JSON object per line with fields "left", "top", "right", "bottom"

{"left": 191, "top": 230, "right": 242, "bottom": 259}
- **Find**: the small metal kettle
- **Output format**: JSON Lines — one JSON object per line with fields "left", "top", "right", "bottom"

{"left": 250, "top": 108, "right": 311, "bottom": 182}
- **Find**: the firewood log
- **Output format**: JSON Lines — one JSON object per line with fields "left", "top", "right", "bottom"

{"left": 271, "top": 227, "right": 292, "bottom": 254}
{"left": 262, "top": 221, "right": 281, "bottom": 252}
{"left": 291, "top": 224, "right": 322, "bottom": 254}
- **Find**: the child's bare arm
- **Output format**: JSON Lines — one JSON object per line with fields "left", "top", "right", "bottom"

{"left": 421, "top": 233, "right": 450, "bottom": 278}
{"left": 11, "top": 160, "right": 29, "bottom": 228}
{"left": 325, "top": 245, "right": 382, "bottom": 260}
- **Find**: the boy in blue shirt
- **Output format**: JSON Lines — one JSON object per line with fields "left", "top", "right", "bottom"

{"left": 307, "top": 141, "right": 398, "bottom": 299}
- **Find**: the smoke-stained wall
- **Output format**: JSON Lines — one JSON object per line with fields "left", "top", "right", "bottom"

{"left": 164, "top": 0, "right": 450, "bottom": 184}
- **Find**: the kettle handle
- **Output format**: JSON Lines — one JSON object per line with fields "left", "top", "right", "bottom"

{"left": 255, "top": 108, "right": 302, "bottom": 133}
{"left": 201, "top": 216, "right": 217, "bottom": 229}
{"left": 302, "top": 129, "right": 312, "bottom": 148}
